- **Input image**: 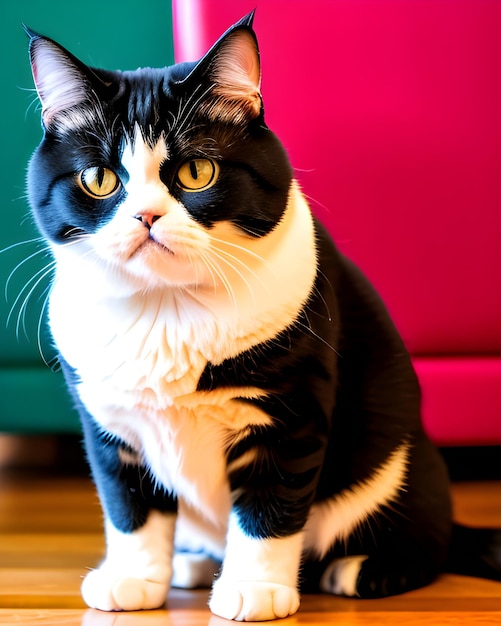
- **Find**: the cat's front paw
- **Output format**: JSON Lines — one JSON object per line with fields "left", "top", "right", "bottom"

{"left": 209, "top": 579, "right": 300, "bottom": 621}
{"left": 81, "top": 566, "right": 170, "bottom": 611}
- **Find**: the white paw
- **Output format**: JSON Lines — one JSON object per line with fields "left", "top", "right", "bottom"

{"left": 171, "top": 552, "right": 219, "bottom": 588}
{"left": 319, "top": 555, "right": 368, "bottom": 597}
{"left": 81, "top": 565, "right": 170, "bottom": 611}
{"left": 82, "top": 510, "right": 176, "bottom": 611}
{"left": 209, "top": 580, "right": 300, "bottom": 621}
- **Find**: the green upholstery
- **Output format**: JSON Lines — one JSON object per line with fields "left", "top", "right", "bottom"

{"left": 0, "top": 1, "right": 174, "bottom": 433}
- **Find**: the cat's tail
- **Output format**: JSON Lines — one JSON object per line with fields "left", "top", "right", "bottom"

{"left": 446, "top": 523, "right": 501, "bottom": 581}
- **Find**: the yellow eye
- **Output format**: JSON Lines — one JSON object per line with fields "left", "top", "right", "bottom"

{"left": 77, "top": 166, "right": 120, "bottom": 198}
{"left": 176, "top": 159, "right": 219, "bottom": 192}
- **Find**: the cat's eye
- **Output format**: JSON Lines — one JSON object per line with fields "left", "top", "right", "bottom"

{"left": 77, "top": 166, "right": 120, "bottom": 199}
{"left": 176, "top": 159, "right": 219, "bottom": 192}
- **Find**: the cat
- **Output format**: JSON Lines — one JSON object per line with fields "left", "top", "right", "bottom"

{"left": 25, "top": 12, "right": 500, "bottom": 622}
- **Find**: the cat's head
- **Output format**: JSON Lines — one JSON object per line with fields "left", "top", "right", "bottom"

{"left": 26, "top": 14, "right": 293, "bottom": 292}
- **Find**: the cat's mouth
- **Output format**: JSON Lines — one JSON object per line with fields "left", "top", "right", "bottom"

{"left": 134, "top": 233, "right": 174, "bottom": 257}
{"left": 117, "top": 226, "right": 177, "bottom": 266}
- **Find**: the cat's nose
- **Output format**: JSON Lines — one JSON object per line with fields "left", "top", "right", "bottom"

{"left": 134, "top": 213, "right": 162, "bottom": 229}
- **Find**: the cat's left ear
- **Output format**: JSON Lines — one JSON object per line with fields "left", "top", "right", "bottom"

{"left": 24, "top": 25, "right": 107, "bottom": 129}
{"left": 186, "top": 13, "right": 262, "bottom": 122}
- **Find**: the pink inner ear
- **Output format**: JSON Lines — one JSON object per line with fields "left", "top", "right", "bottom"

{"left": 31, "top": 39, "right": 88, "bottom": 125}
{"left": 214, "top": 30, "right": 261, "bottom": 99}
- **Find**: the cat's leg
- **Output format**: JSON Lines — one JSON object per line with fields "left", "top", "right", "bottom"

{"left": 318, "top": 546, "right": 440, "bottom": 599}
{"left": 82, "top": 509, "right": 176, "bottom": 610}
{"left": 79, "top": 415, "right": 177, "bottom": 611}
{"left": 208, "top": 403, "right": 327, "bottom": 622}
{"left": 308, "top": 437, "right": 452, "bottom": 600}
{"left": 209, "top": 513, "right": 302, "bottom": 621}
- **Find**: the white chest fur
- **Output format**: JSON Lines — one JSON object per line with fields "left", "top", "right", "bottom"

{"left": 49, "top": 285, "right": 253, "bottom": 521}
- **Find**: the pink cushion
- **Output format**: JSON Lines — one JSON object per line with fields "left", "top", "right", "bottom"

{"left": 414, "top": 358, "right": 501, "bottom": 445}
{"left": 173, "top": 0, "right": 501, "bottom": 444}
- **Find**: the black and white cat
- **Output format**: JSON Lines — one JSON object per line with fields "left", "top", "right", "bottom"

{"left": 25, "top": 13, "right": 500, "bottom": 621}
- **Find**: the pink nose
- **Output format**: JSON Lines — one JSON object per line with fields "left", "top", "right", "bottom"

{"left": 134, "top": 213, "right": 162, "bottom": 228}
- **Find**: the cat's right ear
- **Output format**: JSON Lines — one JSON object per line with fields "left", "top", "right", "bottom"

{"left": 177, "top": 13, "right": 262, "bottom": 124}
{"left": 24, "top": 26, "right": 95, "bottom": 128}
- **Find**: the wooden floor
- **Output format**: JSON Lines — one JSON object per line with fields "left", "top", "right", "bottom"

{"left": 0, "top": 470, "right": 500, "bottom": 625}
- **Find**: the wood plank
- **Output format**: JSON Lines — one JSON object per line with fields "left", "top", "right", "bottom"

{"left": 2, "top": 605, "right": 501, "bottom": 626}
{"left": 0, "top": 473, "right": 500, "bottom": 625}
{"left": 0, "top": 534, "right": 104, "bottom": 568}
{"left": 452, "top": 481, "right": 501, "bottom": 526}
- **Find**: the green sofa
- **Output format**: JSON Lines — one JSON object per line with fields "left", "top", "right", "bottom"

{"left": 0, "top": 0, "right": 174, "bottom": 433}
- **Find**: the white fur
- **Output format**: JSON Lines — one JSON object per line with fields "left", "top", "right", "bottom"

{"left": 319, "top": 555, "right": 369, "bottom": 597}
{"left": 81, "top": 510, "right": 175, "bottom": 611}
{"left": 209, "top": 513, "right": 302, "bottom": 621}
{"left": 171, "top": 552, "right": 219, "bottom": 589}
{"left": 174, "top": 498, "right": 227, "bottom": 563}
{"left": 304, "top": 443, "right": 410, "bottom": 558}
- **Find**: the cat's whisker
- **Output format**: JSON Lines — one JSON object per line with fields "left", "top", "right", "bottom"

{"left": 209, "top": 245, "right": 274, "bottom": 295}
{"left": 166, "top": 110, "right": 177, "bottom": 131}
{"left": 174, "top": 122, "right": 206, "bottom": 142}
{"left": 194, "top": 249, "right": 219, "bottom": 295}
{"left": 108, "top": 113, "right": 121, "bottom": 136}
{"left": 208, "top": 235, "right": 276, "bottom": 274}
{"left": 14, "top": 191, "right": 31, "bottom": 203}
{"left": 199, "top": 250, "right": 238, "bottom": 312}
{"left": 18, "top": 84, "right": 38, "bottom": 94}
{"left": 49, "top": 232, "right": 95, "bottom": 263}
{"left": 307, "top": 269, "right": 334, "bottom": 322}
{"left": 197, "top": 248, "right": 225, "bottom": 295}
{"left": 305, "top": 286, "right": 332, "bottom": 323}
{"left": 58, "top": 229, "right": 91, "bottom": 245}
{"left": 172, "top": 84, "right": 206, "bottom": 131}
{"left": 8, "top": 261, "right": 56, "bottom": 342}
{"left": 210, "top": 248, "right": 258, "bottom": 308}
{"left": 300, "top": 191, "right": 331, "bottom": 216}
{"left": 22, "top": 85, "right": 42, "bottom": 116}
{"left": 2, "top": 237, "right": 59, "bottom": 357}
{"left": 4, "top": 244, "right": 52, "bottom": 302}
{"left": 36, "top": 284, "right": 57, "bottom": 368}
{"left": 180, "top": 138, "right": 219, "bottom": 160}
{"left": 295, "top": 318, "right": 340, "bottom": 355}
{"left": 174, "top": 83, "right": 216, "bottom": 136}
{"left": 207, "top": 247, "right": 265, "bottom": 308}
{"left": 185, "top": 247, "right": 203, "bottom": 291}
{"left": 0, "top": 236, "right": 46, "bottom": 256}
{"left": 20, "top": 212, "right": 37, "bottom": 227}
{"left": 24, "top": 92, "right": 43, "bottom": 120}
{"left": 174, "top": 124, "right": 220, "bottom": 158}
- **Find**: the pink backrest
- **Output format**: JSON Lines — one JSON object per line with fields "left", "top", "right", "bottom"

{"left": 173, "top": 0, "right": 501, "bottom": 445}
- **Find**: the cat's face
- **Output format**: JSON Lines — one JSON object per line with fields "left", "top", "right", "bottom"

{"left": 27, "top": 15, "right": 292, "bottom": 291}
